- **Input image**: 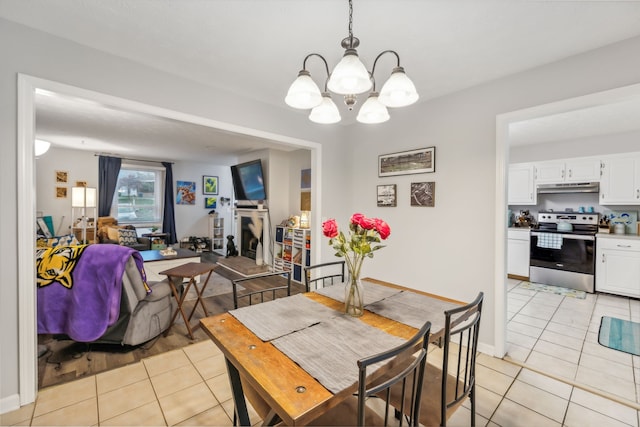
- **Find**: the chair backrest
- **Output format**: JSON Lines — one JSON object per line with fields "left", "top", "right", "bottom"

{"left": 232, "top": 271, "right": 291, "bottom": 309}
{"left": 304, "top": 261, "right": 345, "bottom": 292}
{"left": 358, "top": 321, "right": 432, "bottom": 427}
{"left": 440, "top": 292, "right": 484, "bottom": 425}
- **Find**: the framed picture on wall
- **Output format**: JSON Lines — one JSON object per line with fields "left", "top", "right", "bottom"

{"left": 205, "top": 197, "right": 217, "bottom": 209}
{"left": 376, "top": 184, "right": 397, "bottom": 207}
{"left": 55, "top": 170, "right": 68, "bottom": 183}
{"left": 410, "top": 182, "right": 435, "bottom": 207}
{"left": 379, "top": 147, "right": 435, "bottom": 177}
{"left": 55, "top": 186, "right": 67, "bottom": 198}
{"left": 176, "top": 180, "right": 196, "bottom": 205}
{"left": 203, "top": 175, "right": 218, "bottom": 195}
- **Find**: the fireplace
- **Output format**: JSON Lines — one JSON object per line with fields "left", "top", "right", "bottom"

{"left": 235, "top": 208, "right": 271, "bottom": 266}
{"left": 240, "top": 217, "right": 261, "bottom": 259}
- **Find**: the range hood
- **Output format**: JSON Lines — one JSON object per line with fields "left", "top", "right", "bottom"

{"left": 537, "top": 182, "right": 600, "bottom": 194}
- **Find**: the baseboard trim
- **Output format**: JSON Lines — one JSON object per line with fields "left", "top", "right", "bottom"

{"left": 0, "top": 393, "right": 20, "bottom": 415}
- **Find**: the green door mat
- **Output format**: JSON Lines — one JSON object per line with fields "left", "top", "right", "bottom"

{"left": 598, "top": 316, "right": 640, "bottom": 356}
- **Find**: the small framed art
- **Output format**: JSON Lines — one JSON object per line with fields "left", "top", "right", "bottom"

{"left": 176, "top": 180, "right": 196, "bottom": 205}
{"left": 376, "top": 184, "right": 397, "bottom": 207}
{"left": 379, "top": 147, "right": 435, "bottom": 177}
{"left": 205, "top": 197, "right": 217, "bottom": 209}
{"left": 410, "top": 182, "right": 435, "bottom": 207}
{"left": 203, "top": 176, "right": 218, "bottom": 195}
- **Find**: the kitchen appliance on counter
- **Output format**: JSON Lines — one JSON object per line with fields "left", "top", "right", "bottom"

{"left": 530, "top": 211, "right": 599, "bottom": 293}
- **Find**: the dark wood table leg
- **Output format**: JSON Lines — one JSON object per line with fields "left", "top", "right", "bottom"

{"left": 167, "top": 275, "right": 196, "bottom": 339}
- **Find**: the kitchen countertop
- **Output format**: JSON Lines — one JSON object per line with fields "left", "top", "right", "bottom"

{"left": 596, "top": 233, "right": 640, "bottom": 241}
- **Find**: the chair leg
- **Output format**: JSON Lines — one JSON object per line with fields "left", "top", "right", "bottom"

{"left": 470, "top": 384, "right": 476, "bottom": 427}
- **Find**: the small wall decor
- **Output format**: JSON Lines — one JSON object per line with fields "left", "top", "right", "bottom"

{"left": 410, "top": 182, "right": 435, "bottom": 207}
{"left": 55, "top": 170, "right": 68, "bottom": 183}
{"left": 55, "top": 186, "right": 67, "bottom": 198}
{"left": 379, "top": 147, "right": 435, "bottom": 177}
{"left": 176, "top": 180, "right": 196, "bottom": 205}
{"left": 75, "top": 181, "right": 87, "bottom": 187}
{"left": 203, "top": 175, "right": 218, "bottom": 195}
{"left": 205, "top": 197, "right": 217, "bottom": 209}
{"left": 377, "top": 184, "right": 397, "bottom": 207}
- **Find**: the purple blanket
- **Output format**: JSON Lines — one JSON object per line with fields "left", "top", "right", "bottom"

{"left": 37, "top": 244, "right": 147, "bottom": 342}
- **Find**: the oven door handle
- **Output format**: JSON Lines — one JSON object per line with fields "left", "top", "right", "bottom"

{"left": 531, "top": 232, "right": 595, "bottom": 241}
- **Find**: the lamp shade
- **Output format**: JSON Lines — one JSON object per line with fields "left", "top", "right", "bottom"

{"left": 285, "top": 70, "right": 323, "bottom": 109}
{"left": 356, "top": 93, "right": 390, "bottom": 124}
{"left": 309, "top": 93, "right": 341, "bottom": 124}
{"left": 72, "top": 187, "right": 97, "bottom": 208}
{"left": 379, "top": 67, "right": 419, "bottom": 108}
{"left": 327, "top": 49, "right": 372, "bottom": 95}
{"left": 34, "top": 139, "right": 51, "bottom": 157}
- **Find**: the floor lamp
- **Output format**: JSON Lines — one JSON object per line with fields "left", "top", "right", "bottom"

{"left": 71, "top": 186, "right": 96, "bottom": 243}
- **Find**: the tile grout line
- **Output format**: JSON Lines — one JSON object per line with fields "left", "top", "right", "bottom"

{"left": 503, "top": 355, "right": 640, "bottom": 411}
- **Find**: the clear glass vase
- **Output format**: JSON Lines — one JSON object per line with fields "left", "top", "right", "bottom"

{"left": 344, "top": 275, "right": 364, "bottom": 317}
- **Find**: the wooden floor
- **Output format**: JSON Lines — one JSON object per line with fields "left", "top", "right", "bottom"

{"left": 37, "top": 256, "right": 304, "bottom": 389}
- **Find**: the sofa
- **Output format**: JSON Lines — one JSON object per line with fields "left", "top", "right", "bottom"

{"left": 37, "top": 243, "right": 176, "bottom": 346}
{"left": 96, "top": 216, "right": 151, "bottom": 251}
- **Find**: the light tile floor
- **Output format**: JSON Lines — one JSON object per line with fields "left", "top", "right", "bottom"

{"left": 2, "top": 283, "right": 639, "bottom": 426}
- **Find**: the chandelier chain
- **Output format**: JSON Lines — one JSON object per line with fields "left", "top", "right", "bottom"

{"left": 348, "top": 0, "right": 353, "bottom": 41}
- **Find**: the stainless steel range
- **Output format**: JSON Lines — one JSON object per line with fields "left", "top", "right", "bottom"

{"left": 530, "top": 211, "right": 599, "bottom": 293}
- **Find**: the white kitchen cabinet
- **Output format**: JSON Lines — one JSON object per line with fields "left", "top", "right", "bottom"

{"left": 600, "top": 154, "right": 640, "bottom": 205}
{"left": 508, "top": 164, "right": 536, "bottom": 205}
{"left": 535, "top": 159, "right": 601, "bottom": 184}
{"left": 596, "top": 236, "right": 640, "bottom": 298}
{"left": 507, "top": 228, "right": 530, "bottom": 278}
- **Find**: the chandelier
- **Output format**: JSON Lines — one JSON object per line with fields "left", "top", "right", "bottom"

{"left": 285, "top": 0, "right": 419, "bottom": 124}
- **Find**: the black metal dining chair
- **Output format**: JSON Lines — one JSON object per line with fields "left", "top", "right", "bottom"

{"left": 231, "top": 271, "right": 291, "bottom": 309}
{"left": 304, "top": 260, "right": 345, "bottom": 292}
{"left": 307, "top": 320, "right": 432, "bottom": 427}
{"left": 387, "top": 292, "right": 484, "bottom": 426}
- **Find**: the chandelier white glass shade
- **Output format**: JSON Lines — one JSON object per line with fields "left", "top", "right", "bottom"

{"left": 356, "top": 92, "right": 390, "bottom": 124}
{"left": 309, "top": 92, "right": 342, "bottom": 124}
{"left": 34, "top": 139, "right": 51, "bottom": 157}
{"left": 285, "top": 0, "right": 418, "bottom": 124}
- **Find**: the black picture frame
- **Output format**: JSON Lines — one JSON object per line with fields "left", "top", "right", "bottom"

{"left": 376, "top": 184, "right": 397, "bottom": 207}
{"left": 203, "top": 175, "right": 218, "bottom": 195}
{"left": 379, "top": 147, "right": 435, "bottom": 177}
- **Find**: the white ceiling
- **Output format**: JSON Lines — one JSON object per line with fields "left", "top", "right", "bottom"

{"left": 3, "top": 0, "right": 640, "bottom": 158}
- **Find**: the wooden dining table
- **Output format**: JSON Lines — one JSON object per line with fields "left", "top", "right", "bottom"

{"left": 199, "top": 277, "right": 463, "bottom": 426}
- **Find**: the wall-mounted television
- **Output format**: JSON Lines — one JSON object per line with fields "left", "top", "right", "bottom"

{"left": 230, "top": 159, "right": 267, "bottom": 203}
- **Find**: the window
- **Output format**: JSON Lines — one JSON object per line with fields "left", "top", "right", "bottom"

{"left": 111, "top": 164, "right": 165, "bottom": 225}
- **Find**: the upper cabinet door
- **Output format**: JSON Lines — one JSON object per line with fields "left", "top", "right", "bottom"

{"left": 508, "top": 164, "right": 536, "bottom": 205}
{"left": 600, "top": 155, "right": 640, "bottom": 204}
{"left": 535, "top": 162, "right": 565, "bottom": 183}
{"left": 535, "top": 159, "right": 601, "bottom": 183}
{"left": 565, "top": 159, "right": 601, "bottom": 182}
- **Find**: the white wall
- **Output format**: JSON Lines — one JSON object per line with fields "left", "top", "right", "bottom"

{"left": 172, "top": 160, "right": 234, "bottom": 243}
{"left": 4, "top": 15, "right": 640, "bottom": 411}
{"left": 35, "top": 147, "right": 99, "bottom": 234}
{"left": 510, "top": 129, "right": 640, "bottom": 163}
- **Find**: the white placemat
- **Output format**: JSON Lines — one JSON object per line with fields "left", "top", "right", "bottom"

{"left": 314, "top": 280, "right": 402, "bottom": 305}
{"left": 229, "top": 294, "right": 337, "bottom": 341}
{"left": 272, "top": 315, "right": 407, "bottom": 394}
{"left": 365, "top": 291, "right": 458, "bottom": 332}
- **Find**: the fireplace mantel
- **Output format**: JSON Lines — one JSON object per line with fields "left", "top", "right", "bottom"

{"left": 235, "top": 208, "right": 271, "bottom": 267}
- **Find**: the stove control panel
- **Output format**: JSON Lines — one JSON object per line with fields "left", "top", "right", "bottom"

{"left": 537, "top": 212, "right": 599, "bottom": 225}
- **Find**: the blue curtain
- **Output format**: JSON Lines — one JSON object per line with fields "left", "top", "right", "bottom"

{"left": 162, "top": 162, "right": 177, "bottom": 244}
{"left": 98, "top": 156, "right": 122, "bottom": 217}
